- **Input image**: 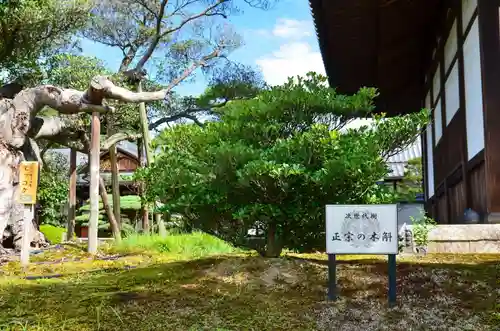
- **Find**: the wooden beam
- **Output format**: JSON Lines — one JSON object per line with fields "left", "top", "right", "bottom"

{"left": 478, "top": 0, "right": 500, "bottom": 223}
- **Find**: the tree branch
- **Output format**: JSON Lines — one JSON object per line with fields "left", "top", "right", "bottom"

{"left": 101, "top": 132, "right": 141, "bottom": 150}
{"left": 134, "top": 0, "right": 228, "bottom": 71}
{"left": 148, "top": 100, "right": 227, "bottom": 130}
{"left": 87, "top": 76, "right": 170, "bottom": 103}
{"left": 149, "top": 110, "right": 203, "bottom": 129}
{"left": 164, "top": 48, "right": 221, "bottom": 92}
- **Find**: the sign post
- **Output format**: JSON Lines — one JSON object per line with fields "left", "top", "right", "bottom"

{"left": 17, "top": 161, "right": 39, "bottom": 266}
{"left": 325, "top": 204, "right": 398, "bottom": 307}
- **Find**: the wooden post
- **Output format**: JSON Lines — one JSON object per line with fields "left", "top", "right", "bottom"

{"left": 109, "top": 145, "right": 121, "bottom": 228}
{"left": 137, "top": 81, "right": 152, "bottom": 164}
{"left": 18, "top": 161, "right": 39, "bottom": 266}
{"left": 88, "top": 112, "right": 100, "bottom": 254}
{"left": 67, "top": 148, "right": 77, "bottom": 241}
{"left": 99, "top": 177, "right": 121, "bottom": 242}
{"left": 388, "top": 254, "right": 397, "bottom": 307}
{"left": 137, "top": 138, "right": 149, "bottom": 233}
{"left": 137, "top": 81, "right": 167, "bottom": 236}
{"left": 327, "top": 254, "right": 337, "bottom": 301}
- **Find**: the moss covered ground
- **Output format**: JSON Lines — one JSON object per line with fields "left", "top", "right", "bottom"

{"left": 0, "top": 236, "right": 498, "bottom": 330}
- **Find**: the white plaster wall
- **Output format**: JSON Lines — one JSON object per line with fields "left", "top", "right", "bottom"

{"left": 444, "top": 20, "right": 457, "bottom": 70}
{"left": 462, "top": 0, "right": 477, "bottom": 33}
{"left": 425, "top": 93, "right": 431, "bottom": 110}
{"left": 426, "top": 124, "right": 435, "bottom": 197}
{"left": 432, "top": 64, "right": 441, "bottom": 102}
{"left": 445, "top": 62, "right": 460, "bottom": 125}
{"left": 434, "top": 100, "right": 442, "bottom": 144}
{"left": 463, "top": 18, "right": 485, "bottom": 160}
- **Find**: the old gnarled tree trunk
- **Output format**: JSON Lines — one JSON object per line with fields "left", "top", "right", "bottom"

{"left": 0, "top": 76, "right": 169, "bottom": 251}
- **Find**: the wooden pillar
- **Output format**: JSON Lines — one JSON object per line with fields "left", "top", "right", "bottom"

{"left": 67, "top": 148, "right": 77, "bottom": 241}
{"left": 456, "top": 0, "right": 473, "bottom": 210}
{"left": 88, "top": 113, "right": 100, "bottom": 253}
{"left": 421, "top": 130, "right": 429, "bottom": 215}
{"left": 438, "top": 29, "right": 450, "bottom": 224}
{"left": 478, "top": 0, "right": 500, "bottom": 223}
{"left": 109, "top": 145, "right": 121, "bottom": 228}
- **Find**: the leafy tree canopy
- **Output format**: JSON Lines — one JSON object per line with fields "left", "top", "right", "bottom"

{"left": 139, "top": 73, "right": 429, "bottom": 256}
{"left": 0, "top": 0, "right": 93, "bottom": 80}
{"left": 38, "top": 151, "right": 70, "bottom": 226}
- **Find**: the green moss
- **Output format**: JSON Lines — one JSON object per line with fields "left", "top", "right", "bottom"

{"left": 39, "top": 225, "right": 70, "bottom": 244}
{"left": 111, "top": 231, "right": 239, "bottom": 257}
{"left": 0, "top": 242, "right": 498, "bottom": 331}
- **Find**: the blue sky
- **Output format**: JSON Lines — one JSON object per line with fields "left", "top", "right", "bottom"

{"left": 80, "top": 0, "right": 326, "bottom": 97}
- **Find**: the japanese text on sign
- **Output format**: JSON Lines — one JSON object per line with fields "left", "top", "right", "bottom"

{"left": 17, "top": 162, "right": 39, "bottom": 205}
{"left": 325, "top": 204, "right": 398, "bottom": 254}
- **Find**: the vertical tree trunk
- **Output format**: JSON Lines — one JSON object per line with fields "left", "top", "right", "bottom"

{"left": 137, "top": 138, "right": 149, "bottom": 233}
{"left": 99, "top": 177, "right": 121, "bottom": 242}
{"left": 66, "top": 148, "right": 77, "bottom": 241}
{"left": 137, "top": 81, "right": 153, "bottom": 163}
{"left": 156, "top": 213, "right": 167, "bottom": 236}
{"left": 136, "top": 82, "right": 166, "bottom": 236}
{"left": 88, "top": 113, "right": 100, "bottom": 254}
{"left": 109, "top": 144, "right": 121, "bottom": 229}
{"left": 265, "top": 222, "right": 282, "bottom": 258}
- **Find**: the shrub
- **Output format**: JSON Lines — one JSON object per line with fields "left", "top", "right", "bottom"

{"left": 39, "top": 224, "right": 68, "bottom": 244}
{"left": 112, "top": 231, "right": 238, "bottom": 257}
{"left": 140, "top": 73, "right": 430, "bottom": 257}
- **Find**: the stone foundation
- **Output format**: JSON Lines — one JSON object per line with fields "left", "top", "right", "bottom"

{"left": 426, "top": 224, "right": 500, "bottom": 253}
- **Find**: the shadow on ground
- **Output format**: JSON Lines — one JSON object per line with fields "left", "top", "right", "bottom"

{"left": 0, "top": 254, "right": 498, "bottom": 331}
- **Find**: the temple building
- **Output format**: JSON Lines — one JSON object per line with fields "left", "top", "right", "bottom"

{"left": 46, "top": 141, "right": 140, "bottom": 203}
{"left": 310, "top": 0, "right": 500, "bottom": 224}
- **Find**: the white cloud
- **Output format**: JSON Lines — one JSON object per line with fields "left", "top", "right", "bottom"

{"left": 255, "top": 42, "right": 326, "bottom": 86}
{"left": 272, "top": 18, "right": 313, "bottom": 39}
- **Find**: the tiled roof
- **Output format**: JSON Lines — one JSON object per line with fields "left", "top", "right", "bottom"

{"left": 46, "top": 141, "right": 139, "bottom": 167}
{"left": 386, "top": 137, "right": 422, "bottom": 179}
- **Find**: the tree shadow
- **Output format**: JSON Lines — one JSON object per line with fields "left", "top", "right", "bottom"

{"left": 0, "top": 254, "right": 498, "bottom": 330}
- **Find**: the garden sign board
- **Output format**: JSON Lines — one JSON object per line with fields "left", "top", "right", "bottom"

{"left": 325, "top": 204, "right": 398, "bottom": 306}
{"left": 18, "top": 161, "right": 40, "bottom": 266}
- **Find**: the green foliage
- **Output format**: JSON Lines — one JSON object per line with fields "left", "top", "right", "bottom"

{"left": 39, "top": 224, "right": 68, "bottom": 244}
{"left": 398, "top": 157, "right": 423, "bottom": 202}
{"left": 140, "top": 72, "right": 430, "bottom": 256}
{"left": 75, "top": 195, "right": 149, "bottom": 233}
{"left": 75, "top": 213, "right": 107, "bottom": 229}
{"left": 45, "top": 54, "right": 110, "bottom": 91}
{"left": 411, "top": 212, "right": 437, "bottom": 246}
{"left": 198, "top": 62, "right": 267, "bottom": 107}
{"left": 0, "top": 0, "right": 93, "bottom": 79}
{"left": 111, "top": 231, "right": 238, "bottom": 257}
{"left": 38, "top": 152, "right": 69, "bottom": 226}
{"left": 78, "top": 195, "right": 145, "bottom": 212}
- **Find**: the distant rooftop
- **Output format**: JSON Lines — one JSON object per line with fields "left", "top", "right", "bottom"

{"left": 45, "top": 133, "right": 420, "bottom": 180}
{"left": 45, "top": 141, "right": 140, "bottom": 167}
{"left": 387, "top": 137, "right": 421, "bottom": 179}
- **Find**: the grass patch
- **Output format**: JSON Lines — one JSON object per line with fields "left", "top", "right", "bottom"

{"left": 111, "top": 231, "right": 239, "bottom": 258}
{"left": 39, "top": 225, "right": 67, "bottom": 244}
{"left": 0, "top": 241, "right": 498, "bottom": 330}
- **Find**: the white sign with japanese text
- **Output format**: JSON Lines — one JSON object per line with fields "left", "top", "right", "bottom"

{"left": 326, "top": 204, "right": 398, "bottom": 254}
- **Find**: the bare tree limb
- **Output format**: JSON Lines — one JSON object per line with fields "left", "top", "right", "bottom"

{"left": 134, "top": 0, "right": 228, "bottom": 71}
{"left": 40, "top": 142, "right": 53, "bottom": 159}
{"left": 148, "top": 109, "right": 204, "bottom": 129}
{"left": 101, "top": 132, "right": 141, "bottom": 150}
{"left": 164, "top": 48, "right": 221, "bottom": 92}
